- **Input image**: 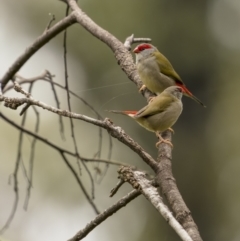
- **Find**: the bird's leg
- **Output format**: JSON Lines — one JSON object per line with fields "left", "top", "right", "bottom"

{"left": 139, "top": 85, "right": 156, "bottom": 103}
{"left": 155, "top": 132, "right": 173, "bottom": 148}
{"left": 139, "top": 84, "right": 146, "bottom": 93}
{"left": 167, "top": 128, "right": 174, "bottom": 134}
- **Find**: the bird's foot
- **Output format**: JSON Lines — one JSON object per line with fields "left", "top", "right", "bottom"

{"left": 167, "top": 128, "right": 174, "bottom": 134}
{"left": 139, "top": 84, "right": 146, "bottom": 93}
{"left": 156, "top": 139, "right": 173, "bottom": 148}
{"left": 155, "top": 132, "right": 173, "bottom": 148}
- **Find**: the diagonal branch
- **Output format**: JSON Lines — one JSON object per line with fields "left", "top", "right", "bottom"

{"left": 66, "top": 0, "right": 154, "bottom": 101}
{"left": 156, "top": 131, "right": 203, "bottom": 241}
{"left": 118, "top": 166, "right": 193, "bottom": 241}
{"left": 0, "top": 94, "right": 157, "bottom": 170}
{"left": 60, "top": 152, "right": 100, "bottom": 214}
{"left": 1, "top": 13, "right": 76, "bottom": 90}
{"left": 82, "top": 157, "right": 130, "bottom": 167}
{"left": 62, "top": 10, "right": 96, "bottom": 199}
{"left": 0, "top": 112, "right": 76, "bottom": 157}
{"left": 0, "top": 111, "right": 100, "bottom": 216}
{"left": 0, "top": 112, "right": 126, "bottom": 168}
{"left": 67, "top": 189, "right": 141, "bottom": 241}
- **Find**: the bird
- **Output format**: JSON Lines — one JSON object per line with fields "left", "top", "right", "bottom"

{"left": 107, "top": 86, "right": 183, "bottom": 147}
{"left": 133, "top": 43, "right": 205, "bottom": 107}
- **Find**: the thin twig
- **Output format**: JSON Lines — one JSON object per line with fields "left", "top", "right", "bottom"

{"left": 0, "top": 186, "right": 19, "bottom": 234}
{"left": 6, "top": 71, "right": 103, "bottom": 121}
{"left": 0, "top": 112, "right": 155, "bottom": 171}
{"left": 123, "top": 34, "right": 151, "bottom": 50}
{"left": 0, "top": 103, "right": 30, "bottom": 232}
{"left": 82, "top": 157, "right": 130, "bottom": 167}
{"left": 0, "top": 112, "right": 76, "bottom": 157}
{"left": 1, "top": 13, "right": 76, "bottom": 90}
{"left": 60, "top": 153, "right": 100, "bottom": 214}
{"left": 97, "top": 132, "right": 113, "bottom": 183}
{"left": 22, "top": 83, "right": 39, "bottom": 210}
{"left": 109, "top": 179, "right": 125, "bottom": 197}
{"left": 24, "top": 106, "right": 40, "bottom": 210}
{"left": 45, "top": 71, "right": 65, "bottom": 140}
{"left": 9, "top": 73, "right": 107, "bottom": 157}
{"left": 62, "top": 6, "right": 95, "bottom": 199}
{"left": 0, "top": 89, "right": 158, "bottom": 170}
{"left": 44, "top": 13, "right": 56, "bottom": 32}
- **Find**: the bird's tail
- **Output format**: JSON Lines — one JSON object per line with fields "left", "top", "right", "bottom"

{"left": 176, "top": 84, "right": 206, "bottom": 107}
{"left": 106, "top": 110, "right": 137, "bottom": 117}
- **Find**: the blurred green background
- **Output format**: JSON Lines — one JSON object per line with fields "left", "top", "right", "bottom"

{"left": 1, "top": 0, "right": 240, "bottom": 240}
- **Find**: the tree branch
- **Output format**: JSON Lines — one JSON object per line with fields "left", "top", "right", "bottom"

{"left": 0, "top": 92, "right": 157, "bottom": 171}
{"left": 82, "top": 157, "right": 130, "bottom": 167}
{"left": 0, "top": 112, "right": 100, "bottom": 216}
{"left": 1, "top": 13, "right": 76, "bottom": 90}
{"left": 67, "top": 189, "right": 141, "bottom": 241}
{"left": 157, "top": 131, "right": 203, "bottom": 241}
{"left": 118, "top": 166, "right": 193, "bottom": 241}
{"left": 66, "top": 0, "right": 155, "bottom": 101}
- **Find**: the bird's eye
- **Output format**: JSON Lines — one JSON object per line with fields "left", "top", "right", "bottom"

{"left": 175, "top": 88, "right": 182, "bottom": 94}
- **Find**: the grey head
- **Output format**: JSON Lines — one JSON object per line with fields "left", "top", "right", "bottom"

{"left": 133, "top": 43, "right": 158, "bottom": 62}
{"left": 163, "top": 86, "right": 183, "bottom": 100}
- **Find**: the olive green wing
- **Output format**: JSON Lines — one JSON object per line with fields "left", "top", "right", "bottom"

{"left": 154, "top": 52, "right": 183, "bottom": 84}
{"left": 135, "top": 94, "right": 174, "bottom": 118}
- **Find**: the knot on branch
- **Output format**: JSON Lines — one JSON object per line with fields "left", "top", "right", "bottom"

{"left": 176, "top": 210, "right": 192, "bottom": 225}
{"left": 118, "top": 166, "right": 141, "bottom": 190}
{"left": 3, "top": 97, "right": 25, "bottom": 110}
{"left": 13, "top": 82, "right": 24, "bottom": 93}
{"left": 104, "top": 118, "right": 125, "bottom": 136}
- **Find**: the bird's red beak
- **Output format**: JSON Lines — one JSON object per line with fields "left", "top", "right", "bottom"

{"left": 133, "top": 47, "right": 139, "bottom": 53}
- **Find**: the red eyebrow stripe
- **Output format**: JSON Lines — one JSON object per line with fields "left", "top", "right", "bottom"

{"left": 133, "top": 44, "right": 152, "bottom": 53}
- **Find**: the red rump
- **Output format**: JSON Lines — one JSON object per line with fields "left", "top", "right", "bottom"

{"left": 123, "top": 110, "right": 138, "bottom": 115}
{"left": 176, "top": 83, "right": 193, "bottom": 97}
